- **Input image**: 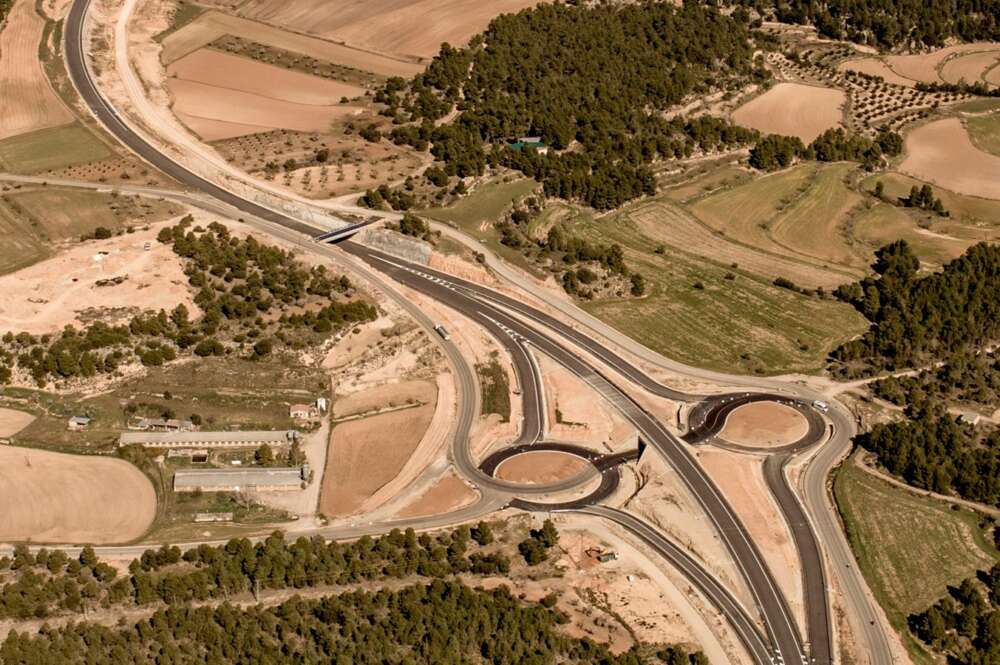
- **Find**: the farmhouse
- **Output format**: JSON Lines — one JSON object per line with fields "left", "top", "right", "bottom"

{"left": 289, "top": 403, "right": 313, "bottom": 419}
{"left": 119, "top": 429, "right": 298, "bottom": 448}
{"left": 508, "top": 136, "right": 548, "bottom": 154}
{"left": 173, "top": 467, "right": 306, "bottom": 492}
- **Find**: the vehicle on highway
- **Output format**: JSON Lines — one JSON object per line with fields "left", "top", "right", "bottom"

{"left": 434, "top": 324, "right": 450, "bottom": 340}
{"left": 812, "top": 400, "right": 829, "bottom": 412}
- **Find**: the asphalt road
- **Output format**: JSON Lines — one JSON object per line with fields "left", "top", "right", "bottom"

{"left": 60, "top": 2, "right": 893, "bottom": 662}
{"left": 348, "top": 245, "right": 808, "bottom": 665}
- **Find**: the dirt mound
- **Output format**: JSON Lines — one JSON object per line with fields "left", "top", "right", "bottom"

{"left": 0, "top": 446, "right": 156, "bottom": 543}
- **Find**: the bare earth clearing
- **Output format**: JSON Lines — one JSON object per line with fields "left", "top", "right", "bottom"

{"left": 539, "top": 355, "right": 635, "bottom": 449}
{"left": 719, "top": 402, "right": 809, "bottom": 448}
{"left": 236, "top": 0, "right": 541, "bottom": 60}
{"left": 496, "top": 451, "right": 591, "bottom": 485}
{"left": 0, "top": 0, "right": 74, "bottom": 139}
{"left": 0, "top": 408, "right": 35, "bottom": 437}
{"left": 160, "top": 10, "right": 423, "bottom": 76}
{"left": 0, "top": 224, "right": 197, "bottom": 335}
{"left": 0, "top": 446, "right": 156, "bottom": 544}
{"left": 731, "top": 83, "right": 845, "bottom": 143}
{"left": 900, "top": 118, "right": 1000, "bottom": 200}
{"left": 696, "top": 447, "right": 806, "bottom": 635}
{"left": 394, "top": 471, "right": 478, "bottom": 518}
{"left": 320, "top": 381, "right": 437, "bottom": 517}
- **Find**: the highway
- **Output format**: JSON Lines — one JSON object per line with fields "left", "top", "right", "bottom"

{"left": 58, "top": 1, "right": 894, "bottom": 663}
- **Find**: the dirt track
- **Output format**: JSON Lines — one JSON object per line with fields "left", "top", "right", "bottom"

{"left": 0, "top": 446, "right": 156, "bottom": 543}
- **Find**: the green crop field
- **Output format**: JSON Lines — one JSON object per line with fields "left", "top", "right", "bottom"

{"left": 570, "top": 207, "right": 869, "bottom": 374}
{"left": 836, "top": 457, "right": 999, "bottom": 664}
{"left": 0, "top": 124, "right": 110, "bottom": 173}
{"left": 965, "top": 113, "right": 1000, "bottom": 158}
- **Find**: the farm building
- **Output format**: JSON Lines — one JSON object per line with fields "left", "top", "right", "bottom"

{"left": 289, "top": 404, "right": 313, "bottom": 419}
{"left": 173, "top": 467, "right": 306, "bottom": 492}
{"left": 119, "top": 429, "right": 298, "bottom": 449}
{"left": 132, "top": 417, "right": 195, "bottom": 432}
{"left": 67, "top": 416, "right": 92, "bottom": 430}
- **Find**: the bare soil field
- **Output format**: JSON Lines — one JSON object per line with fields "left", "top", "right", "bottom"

{"left": 167, "top": 78, "right": 356, "bottom": 139}
{"left": 697, "top": 448, "right": 805, "bottom": 634}
{"left": 731, "top": 83, "right": 845, "bottom": 143}
{"left": 334, "top": 379, "right": 433, "bottom": 419}
{"left": 538, "top": 355, "right": 634, "bottom": 448}
{"left": 0, "top": 408, "right": 35, "bottom": 437}
{"left": 988, "top": 64, "right": 1000, "bottom": 87}
{"left": 394, "top": 471, "right": 478, "bottom": 518}
{"left": 900, "top": 118, "right": 1000, "bottom": 200}
{"left": 719, "top": 402, "right": 809, "bottom": 448}
{"left": 160, "top": 10, "right": 424, "bottom": 76}
{"left": 0, "top": 446, "right": 156, "bottom": 544}
{"left": 0, "top": 0, "right": 74, "bottom": 140}
{"left": 320, "top": 382, "right": 437, "bottom": 517}
{"left": 168, "top": 49, "right": 367, "bottom": 106}
{"left": 837, "top": 58, "right": 915, "bottom": 87}
{"left": 940, "top": 51, "right": 1000, "bottom": 86}
{"left": 886, "top": 44, "right": 1000, "bottom": 85}
{"left": 0, "top": 222, "right": 197, "bottom": 335}
{"left": 495, "top": 451, "right": 592, "bottom": 485}
{"left": 236, "top": 0, "right": 541, "bottom": 60}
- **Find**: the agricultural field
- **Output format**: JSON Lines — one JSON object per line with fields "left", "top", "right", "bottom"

{"left": 731, "top": 82, "right": 845, "bottom": 142}
{"left": 0, "top": 445, "right": 156, "bottom": 544}
{"left": 835, "top": 457, "right": 999, "bottom": 664}
{"left": 160, "top": 9, "right": 423, "bottom": 76}
{"left": 899, "top": 118, "right": 1000, "bottom": 200}
{"left": 0, "top": 124, "right": 111, "bottom": 173}
{"left": 0, "top": 188, "right": 180, "bottom": 277}
{"left": 885, "top": 43, "right": 1000, "bottom": 85}
{"left": 566, "top": 204, "right": 869, "bottom": 375}
{"left": 965, "top": 112, "right": 1000, "bottom": 158}
{"left": 0, "top": 0, "right": 73, "bottom": 140}
{"left": 321, "top": 380, "right": 438, "bottom": 517}
{"left": 166, "top": 48, "right": 367, "bottom": 139}
{"left": 233, "top": 0, "right": 541, "bottom": 60}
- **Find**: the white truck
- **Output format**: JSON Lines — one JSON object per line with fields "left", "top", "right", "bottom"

{"left": 433, "top": 324, "right": 450, "bottom": 341}
{"left": 812, "top": 400, "right": 829, "bottom": 412}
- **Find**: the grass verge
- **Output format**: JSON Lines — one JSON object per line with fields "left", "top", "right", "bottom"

{"left": 476, "top": 356, "right": 511, "bottom": 422}
{"left": 835, "top": 454, "right": 999, "bottom": 665}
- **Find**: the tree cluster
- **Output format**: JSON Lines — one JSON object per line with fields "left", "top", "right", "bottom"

{"left": 915, "top": 80, "right": 1000, "bottom": 98}
{"left": 377, "top": 1, "right": 767, "bottom": 209}
{"left": 910, "top": 565, "right": 1000, "bottom": 663}
{"left": 874, "top": 349, "right": 1000, "bottom": 412}
{"left": 0, "top": 219, "right": 376, "bottom": 386}
{"left": 858, "top": 413, "right": 1000, "bottom": 505}
{"left": 1, "top": 579, "right": 706, "bottom": 665}
{"left": 518, "top": 519, "right": 560, "bottom": 565}
{"left": 831, "top": 241, "right": 1000, "bottom": 375}
{"left": 901, "top": 184, "right": 948, "bottom": 216}
{"left": 733, "top": 0, "right": 1000, "bottom": 48}
{"left": 749, "top": 128, "right": 902, "bottom": 172}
